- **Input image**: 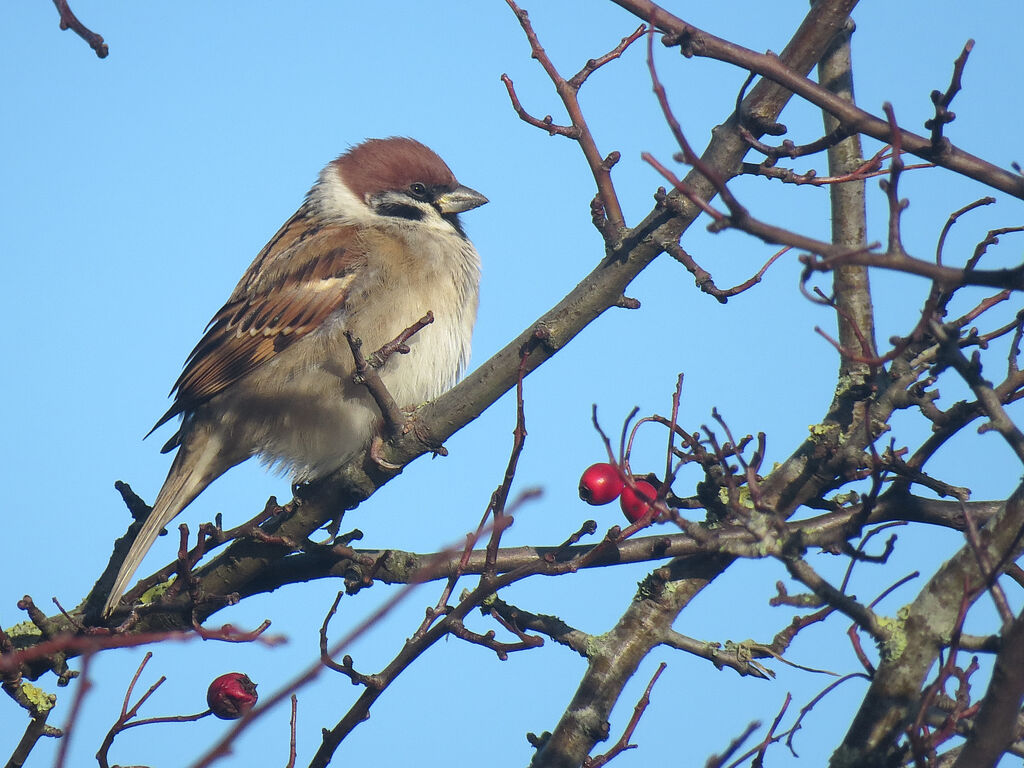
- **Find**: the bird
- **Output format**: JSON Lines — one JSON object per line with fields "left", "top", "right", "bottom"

{"left": 103, "top": 137, "right": 487, "bottom": 617}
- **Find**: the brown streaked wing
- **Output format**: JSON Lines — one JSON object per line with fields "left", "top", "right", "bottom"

{"left": 150, "top": 220, "right": 364, "bottom": 434}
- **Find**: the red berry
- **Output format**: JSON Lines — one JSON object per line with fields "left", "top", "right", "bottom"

{"left": 620, "top": 480, "right": 657, "bottom": 523}
{"left": 579, "top": 463, "right": 624, "bottom": 505}
{"left": 207, "top": 672, "right": 258, "bottom": 720}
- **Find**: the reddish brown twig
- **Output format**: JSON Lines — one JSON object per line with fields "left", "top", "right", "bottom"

{"left": 704, "top": 721, "right": 761, "bottom": 768}
{"left": 742, "top": 149, "right": 934, "bottom": 187}
{"left": 880, "top": 103, "right": 909, "bottom": 257}
{"left": 961, "top": 504, "right": 1014, "bottom": 627}
{"left": 319, "top": 593, "right": 379, "bottom": 687}
{"left": 449, "top": 617, "right": 543, "bottom": 660}
{"left": 502, "top": 1, "right": 644, "bottom": 235}
{"left": 785, "top": 673, "right": 872, "bottom": 754}
{"left": 724, "top": 693, "right": 793, "bottom": 768}
{"left": 925, "top": 40, "right": 974, "bottom": 148}
{"left": 51, "top": 0, "right": 108, "bottom": 58}
{"left": 285, "top": 695, "right": 298, "bottom": 768}
{"left": 54, "top": 652, "right": 92, "bottom": 768}
{"left": 96, "top": 652, "right": 213, "bottom": 768}
{"left": 485, "top": 331, "right": 541, "bottom": 571}
{"left": 583, "top": 662, "right": 667, "bottom": 767}
{"left": 935, "top": 197, "right": 995, "bottom": 267}
{"left": 645, "top": 30, "right": 744, "bottom": 221}
{"left": 617, "top": 0, "right": 1024, "bottom": 198}
{"left": 664, "top": 243, "right": 786, "bottom": 303}
{"left": 345, "top": 312, "right": 436, "bottom": 438}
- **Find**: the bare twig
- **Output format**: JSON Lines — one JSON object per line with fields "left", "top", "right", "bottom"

{"left": 50, "top": 0, "right": 108, "bottom": 57}
{"left": 503, "top": 1, "right": 645, "bottom": 235}
{"left": 925, "top": 40, "right": 974, "bottom": 148}
{"left": 583, "top": 662, "right": 667, "bottom": 767}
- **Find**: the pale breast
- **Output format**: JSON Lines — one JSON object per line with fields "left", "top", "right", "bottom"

{"left": 210, "top": 225, "right": 480, "bottom": 480}
{"left": 341, "top": 226, "right": 480, "bottom": 406}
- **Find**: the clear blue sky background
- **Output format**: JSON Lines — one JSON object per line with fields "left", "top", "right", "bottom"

{"left": 3, "top": 2, "right": 1022, "bottom": 766}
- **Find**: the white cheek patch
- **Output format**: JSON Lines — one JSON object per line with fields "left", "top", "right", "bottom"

{"left": 313, "top": 167, "right": 375, "bottom": 226}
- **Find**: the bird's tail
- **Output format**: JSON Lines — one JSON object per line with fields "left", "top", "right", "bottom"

{"left": 102, "top": 433, "right": 230, "bottom": 617}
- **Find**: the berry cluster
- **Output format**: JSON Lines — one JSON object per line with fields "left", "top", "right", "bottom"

{"left": 577, "top": 463, "right": 657, "bottom": 523}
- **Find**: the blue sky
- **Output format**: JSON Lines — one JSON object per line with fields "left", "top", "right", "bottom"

{"left": 3, "top": 2, "right": 1023, "bottom": 766}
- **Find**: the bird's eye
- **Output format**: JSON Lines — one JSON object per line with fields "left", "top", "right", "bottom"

{"left": 409, "top": 182, "right": 429, "bottom": 199}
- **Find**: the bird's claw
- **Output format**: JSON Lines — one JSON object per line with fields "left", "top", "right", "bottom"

{"left": 369, "top": 435, "right": 403, "bottom": 471}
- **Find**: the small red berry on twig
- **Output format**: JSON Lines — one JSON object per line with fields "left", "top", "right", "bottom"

{"left": 620, "top": 480, "right": 657, "bottom": 523}
{"left": 207, "top": 672, "right": 258, "bottom": 720}
{"left": 579, "top": 463, "right": 624, "bottom": 505}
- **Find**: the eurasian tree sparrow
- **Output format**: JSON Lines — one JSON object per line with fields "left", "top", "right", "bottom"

{"left": 103, "top": 137, "right": 487, "bottom": 617}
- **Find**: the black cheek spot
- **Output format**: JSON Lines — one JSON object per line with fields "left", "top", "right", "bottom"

{"left": 377, "top": 202, "right": 425, "bottom": 221}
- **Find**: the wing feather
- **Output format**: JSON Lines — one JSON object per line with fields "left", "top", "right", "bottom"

{"left": 150, "top": 206, "right": 364, "bottom": 439}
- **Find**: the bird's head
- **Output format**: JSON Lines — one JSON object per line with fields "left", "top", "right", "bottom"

{"left": 320, "top": 137, "right": 488, "bottom": 238}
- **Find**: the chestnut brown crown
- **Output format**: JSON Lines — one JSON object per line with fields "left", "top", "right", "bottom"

{"left": 332, "top": 137, "right": 458, "bottom": 201}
